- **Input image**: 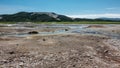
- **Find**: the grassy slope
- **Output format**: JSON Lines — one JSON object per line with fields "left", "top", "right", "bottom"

{"left": 34, "top": 21, "right": 120, "bottom": 24}
{"left": 0, "top": 21, "right": 120, "bottom": 24}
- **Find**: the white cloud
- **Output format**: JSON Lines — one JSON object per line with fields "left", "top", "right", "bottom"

{"left": 67, "top": 14, "right": 120, "bottom": 19}
{"left": 106, "top": 7, "right": 120, "bottom": 11}
{"left": 106, "top": 8, "right": 116, "bottom": 10}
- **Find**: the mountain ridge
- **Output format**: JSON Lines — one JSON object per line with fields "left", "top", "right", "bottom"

{"left": 0, "top": 12, "right": 120, "bottom": 22}
{"left": 0, "top": 12, "right": 73, "bottom": 22}
{"left": 96, "top": 17, "right": 120, "bottom": 21}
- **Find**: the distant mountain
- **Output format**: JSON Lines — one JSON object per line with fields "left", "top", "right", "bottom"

{"left": 0, "top": 12, "right": 120, "bottom": 22}
{"left": 0, "top": 12, "right": 73, "bottom": 22}
{"left": 96, "top": 17, "right": 120, "bottom": 21}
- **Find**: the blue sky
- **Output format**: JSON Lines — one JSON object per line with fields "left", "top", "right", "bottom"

{"left": 0, "top": 0, "right": 120, "bottom": 18}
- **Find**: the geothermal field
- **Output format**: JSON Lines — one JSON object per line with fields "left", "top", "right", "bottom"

{"left": 0, "top": 24, "right": 120, "bottom": 68}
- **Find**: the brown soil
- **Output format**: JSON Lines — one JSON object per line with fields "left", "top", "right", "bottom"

{"left": 0, "top": 24, "right": 120, "bottom": 68}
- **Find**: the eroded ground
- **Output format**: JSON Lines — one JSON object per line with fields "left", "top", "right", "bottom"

{"left": 0, "top": 24, "right": 120, "bottom": 68}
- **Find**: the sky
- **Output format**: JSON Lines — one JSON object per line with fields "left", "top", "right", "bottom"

{"left": 0, "top": 0, "right": 120, "bottom": 18}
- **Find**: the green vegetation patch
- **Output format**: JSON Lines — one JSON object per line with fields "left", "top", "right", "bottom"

{"left": 0, "top": 21, "right": 120, "bottom": 24}
{"left": 35, "top": 21, "right": 120, "bottom": 24}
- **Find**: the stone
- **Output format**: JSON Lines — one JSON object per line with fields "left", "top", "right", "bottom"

{"left": 28, "top": 31, "right": 39, "bottom": 34}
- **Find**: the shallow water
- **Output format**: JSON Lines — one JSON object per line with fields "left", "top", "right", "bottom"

{"left": 0, "top": 24, "right": 120, "bottom": 39}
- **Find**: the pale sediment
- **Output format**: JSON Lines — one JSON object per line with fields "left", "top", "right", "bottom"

{"left": 0, "top": 24, "right": 120, "bottom": 68}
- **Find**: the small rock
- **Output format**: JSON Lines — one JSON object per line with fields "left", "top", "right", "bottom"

{"left": 8, "top": 51, "right": 15, "bottom": 54}
{"left": 16, "top": 44, "right": 19, "bottom": 46}
{"left": 73, "top": 65, "right": 76, "bottom": 67}
{"left": 28, "top": 31, "right": 39, "bottom": 34}
{"left": 65, "top": 29, "right": 69, "bottom": 31}
{"left": 43, "top": 38, "right": 46, "bottom": 41}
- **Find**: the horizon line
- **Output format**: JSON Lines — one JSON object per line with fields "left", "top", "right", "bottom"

{"left": 67, "top": 13, "right": 120, "bottom": 19}
{"left": 0, "top": 12, "right": 120, "bottom": 19}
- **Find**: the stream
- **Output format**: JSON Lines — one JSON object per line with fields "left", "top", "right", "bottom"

{"left": 0, "top": 24, "right": 120, "bottom": 39}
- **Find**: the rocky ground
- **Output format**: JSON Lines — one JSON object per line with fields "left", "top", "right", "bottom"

{"left": 0, "top": 24, "right": 120, "bottom": 68}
